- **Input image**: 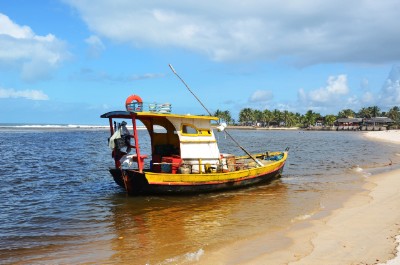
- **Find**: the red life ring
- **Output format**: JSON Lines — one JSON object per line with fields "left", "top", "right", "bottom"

{"left": 125, "top": 94, "right": 143, "bottom": 112}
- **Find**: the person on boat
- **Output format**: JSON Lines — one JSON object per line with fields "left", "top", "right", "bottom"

{"left": 109, "top": 121, "right": 131, "bottom": 167}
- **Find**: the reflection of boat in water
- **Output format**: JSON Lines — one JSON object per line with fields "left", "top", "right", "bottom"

{"left": 106, "top": 182, "right": 289, "bottom": 264}
{"left": 101, "top": 93, "right": 288, "bottom": 195}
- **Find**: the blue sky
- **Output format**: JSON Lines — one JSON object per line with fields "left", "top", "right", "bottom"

{"left": 0, "top": 0, "right": 400, "bottom": 124}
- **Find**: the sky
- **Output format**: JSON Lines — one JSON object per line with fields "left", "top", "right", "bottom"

{"left": 0, "top": 0, "right": 400, "bottom": 124}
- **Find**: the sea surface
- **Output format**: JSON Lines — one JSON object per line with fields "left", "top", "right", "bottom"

{"left": 1, "top": 127, "right": 399, "bottom": 264}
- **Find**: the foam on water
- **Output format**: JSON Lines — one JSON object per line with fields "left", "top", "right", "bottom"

{"left": 291, "top": 209, "right": 321, "bottom": 223}
{"left": 0, "top": 123, "right": 105, "bottom": 128}
{"left": 378, "top": 235, "right": 400, "bottom": 265}
{"left": 160, "top": 249, "right": 204, "bottom": 264}
{"left": 0, "top": 123, "right": 147, "bottom": 130}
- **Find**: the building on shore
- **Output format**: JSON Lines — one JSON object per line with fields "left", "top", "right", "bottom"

{"left": 335, "top": 117, "right": 393, "bottom": 131}
{"left": 335, "top": 118, "right": 363, "bottom": 131}
{"left": 361, "top": 117, "right": 394, "bottom": 130}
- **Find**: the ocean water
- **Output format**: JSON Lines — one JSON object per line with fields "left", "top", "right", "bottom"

{"left": 0, "top": 128, "right": 399, "bottom": 264}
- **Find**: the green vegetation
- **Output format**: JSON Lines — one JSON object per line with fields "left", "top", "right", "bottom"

{"left": 213, "top": 106, "right": 400, "bottom": 128}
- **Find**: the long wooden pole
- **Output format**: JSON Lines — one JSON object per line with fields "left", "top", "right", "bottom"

{"left": 169, "top": 64, "right": 263, "bottom": 167}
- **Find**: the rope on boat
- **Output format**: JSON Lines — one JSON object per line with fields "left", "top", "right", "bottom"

{"left": 169, "top": 64, "right": 264, "bottom": 167}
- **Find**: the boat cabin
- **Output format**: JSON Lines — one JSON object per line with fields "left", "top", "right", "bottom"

{"left": 101, "top": 97, "right": 222, "bottom": 174}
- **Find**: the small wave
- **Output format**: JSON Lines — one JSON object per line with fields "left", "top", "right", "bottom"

{"left": 161, "top": 249, "right": 205, "bottom": 264}
{"left": 377, "top": 235, "right": 400, "bottom": 265}
{"left": 12, "top": 124, "right": 68, "bottom": 128}
{"left": 185, "top": 249, "right": 205, "bottom": 262}
{"left": 291, "top": 208, "right": 322, "bottom": 223}
{"left": 348, "top": 165, "right": 374, "bottom": 178}
{"left": 0, "top": 123, "right": 149, "bottom": 130}
{"left": 66, "top": 124, "right": 109, "bottom": 129}
{"left": 0, "top": 124, "right": 108, "bottom": 129}
{"left": 291, "top": 214, "right": 313, "bottom": 222}
{"left": 350, "top": 165, "right": 364, "bottom": 173}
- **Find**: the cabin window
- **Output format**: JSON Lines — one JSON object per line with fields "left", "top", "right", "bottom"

{"left": 198, "top": 129, "right": 212, "bottom": 136}
{"left": 153, "top": 125, "right": 167, "bottom": 133}
{"left": 181, "top": 124, "right": 212, "bottom": 136}
{"left": 182, "top": 124, "right": 198, "bottom": 135}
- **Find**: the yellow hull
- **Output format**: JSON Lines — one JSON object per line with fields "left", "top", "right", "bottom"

{"left": 114, "top": 152, "right": 288, "bottom": 195}
{"left": 145, "top": 152, "right": 287, "bottom": 185}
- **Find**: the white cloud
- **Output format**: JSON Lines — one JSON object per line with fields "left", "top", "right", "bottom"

{"left": 249, "top": 90, "right": 273, "bottom": 103}
{"left": 0, "top": 88, "right": 49, "bottom": 100}
{"left": 360, "top": 78, "right": 369, "bottom": 90}
{"left": 294, "top": 68, "right": 400, "bottom": 114}
{"left": 0, "top": 15, "right": 32, "bottom": 38}
{"left": 307, "top": 75, "right": 349, "bottom": 103}
{"left": 361, "top": 91, "right": 374, "bottom": 104}
{"left": 346, "top": 95, "right": 359, "bottom": 106}
{"left": 297, "top": 88, "right": 307, "bottom": 103}
{"left": 85, "top": 35, "right": 105, "bottom": 58}
{"left": 379, "top": 64, "right": 400, "bottom": 105}
{"left": 65, "top": 0, "right": 400, "bottom": 64}
{"left": 296, "top": 75, "right": 351, "bottom": 113}
{"left": 0, "top": 13, "right": 68, "bottom": 82}
{"left": 70, "top": 67, "right": 165, "bottom": 82}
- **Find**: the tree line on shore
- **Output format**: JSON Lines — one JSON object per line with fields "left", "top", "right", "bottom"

{"left": 213, "top": 106, "right": 400, "bottom": 128}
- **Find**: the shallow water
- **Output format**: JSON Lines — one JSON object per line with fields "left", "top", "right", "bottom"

{"left": 0, "top": 129, "right": 399, "bottom": 264}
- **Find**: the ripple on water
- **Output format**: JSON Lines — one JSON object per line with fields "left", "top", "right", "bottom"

{"left": 0, "top": 129, "right": 399, "bottom": 264}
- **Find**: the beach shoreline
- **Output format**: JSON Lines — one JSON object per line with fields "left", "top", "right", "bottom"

{"left": 199, "top": 130, "right": 400, "bottom": 265}
{"left": 364, "top": 129, "right": 400, "bottom": 144}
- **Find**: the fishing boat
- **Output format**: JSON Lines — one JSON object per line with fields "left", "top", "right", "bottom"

{"left": 101, "top": 93, "right": 288, "bottom": 195}
{"left": 101, "top": 65, "right": 288, "bottom": 195}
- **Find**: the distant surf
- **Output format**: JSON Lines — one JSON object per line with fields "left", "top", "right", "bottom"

{"left": 0, "top": 123, "right": 146, "bottom": 130}
{"left": 0, "top": 123, "right": 106, "bottom": 128}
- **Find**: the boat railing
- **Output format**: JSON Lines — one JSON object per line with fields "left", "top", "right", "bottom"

{"left": 151, "top": 161, "right": 259, "bottom": 173}
{"left": 127, "top": 102, "right": 172, "bottom": 113}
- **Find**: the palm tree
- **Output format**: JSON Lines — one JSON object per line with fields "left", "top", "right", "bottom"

{"left": 214, "top": 109, "right": 223, "bottom": 123}
{"left": 369, "top": 106, "right": 380, "bottom": 117}
{"left": 234, "top": 106, "right": 397, "bottom": 128}
{"left": 214, "top": 109, "right": 231, "bottom": 124}
{"left": 272, "top": 109, "right": 282, "bottom": 126}
{"left": 262, "top": 109, "right": 273, "bottom": 127}
{"left": 388, "top": 106, "right": 400, "bottom": 124}
{"left": 324, "top": 114, "right": 337, "bottom": 126}
{"left": 303, "top": 110, "right": 317, "bottom": 127}
{"left": 284, "top": 111, "right": 297, "bottom": 127}
{"left": 357, "top": 107, "right": 371, "bottom": 118}
{"left": 222, "top": 110, "right": 232, "bottom": 124}
{"left": 295, "top": 112, "right": 302, "bottom": 127}
{"left": 253, "top": 110, "right": 263, "bottom": 126}
{"left": 338, "top": 109, "right": 356, "bottom": 118}
{"left": 239, "top": 108, "right": 255, "bottom": 126}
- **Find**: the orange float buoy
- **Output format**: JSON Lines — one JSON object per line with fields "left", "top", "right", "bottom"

{"left": 125, "top": 94, "right": 143, "bottom": 112}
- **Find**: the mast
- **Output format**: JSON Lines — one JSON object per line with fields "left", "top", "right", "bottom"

{"left": 169, "top": 64, "right": 264, "bottom": 167}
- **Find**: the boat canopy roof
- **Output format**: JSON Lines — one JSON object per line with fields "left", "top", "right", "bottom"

{"left": 100, "top": 110, "right": 219, "bottom": 121}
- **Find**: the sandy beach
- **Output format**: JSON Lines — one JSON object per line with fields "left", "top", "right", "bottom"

{"left": 200, "top": 130, "right": 400, "bottom": 265}
{"left": 364, "top": 130, "right": 400, "bottom": 144}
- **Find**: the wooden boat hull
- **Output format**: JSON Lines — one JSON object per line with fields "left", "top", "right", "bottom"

{"left": 109, "top": 152, "right": 287, "bottom": 195}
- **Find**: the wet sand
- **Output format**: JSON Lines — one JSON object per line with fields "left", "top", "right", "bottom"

{"left": 200, "top": 130, "right": 400, "bottom": 265}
